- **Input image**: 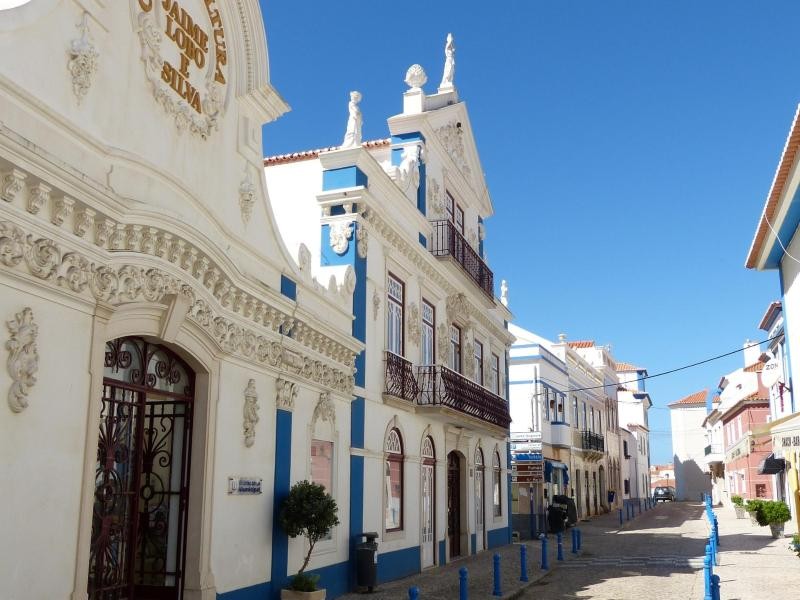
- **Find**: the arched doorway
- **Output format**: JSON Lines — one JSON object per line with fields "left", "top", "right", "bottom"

{"left": 88, "top": 337, "right": 195, "bottom": 600}
{"left": 584, "top": 470, "right": 591, "bottom": 517}
{"left": 474, "top": 447, "right": 485, "bottom": 553}
{"left": 447, "top": 451, "right": 462, "bottom": 558}
{"left": 421, "top": 436, "right": 436, "bottom": 568}
{"left": 592, "top": 471, "right": 598, "bottom": 514}
{"left": 575, "top": 470, "right": 582, "bottom": 518}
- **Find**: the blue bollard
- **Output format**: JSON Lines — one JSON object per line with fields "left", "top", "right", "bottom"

{"left": 577, "top": 528, "right": 582, "bottom": 551}
{"left": 704, "top": 547, "right": 712, "bottom": 600}
{"left": 409, "top": 587, "right": 419, "bottom": 600}
{"left": 571, "top": 527, "right": 578, "bottom": 554}
{"left": 541, "top": 536, "right": 549, "bottom": 570}
{"left": 710, "top": 574, "right": 720, "bottom": 600}
{"left": 626, "top": 503, "right": 631, "bottom": 521}
{"left": 520, "top": 544, "right": 528, "bottom": 582}
{"left": 618, "top": 508, "right": 623, "bottom": 525}
{"left": 493, "top": 554, "right": 501, "bottom": 596}
{"left": 714, "top": 516, "right": 720, "bottom": 546}
{"left": 459, "top": 567, "right": 468, "bottom": 600}
{"left": 557, "top": 532, "right": 564, "bottom": 561}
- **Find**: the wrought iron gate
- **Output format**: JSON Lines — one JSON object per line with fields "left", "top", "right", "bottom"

{"left": 88, "top": 337, "right": 195, "bottom": 600}
{"left": 447, "top": 452, "right": 461, "bottom": 557}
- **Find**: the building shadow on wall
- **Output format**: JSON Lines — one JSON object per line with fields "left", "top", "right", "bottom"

{"left": 674, "top": 454, "right": 711, "bottom": 502}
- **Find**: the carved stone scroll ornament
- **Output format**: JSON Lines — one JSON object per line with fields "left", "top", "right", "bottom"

{"left": 1, "top": 169, "right": 26, "bottom": 203}
{"left": 355, "top": 223, "right": 368, "bottom": 259}
{"left": 436, "top": 121, "right": 471, "bottom": 178}
{"left": 243, "top": 379, "right": 259, "bottom": 447}
{"left": 6, "top": 308, "right": 38, "bottom": 413}
{"left": 329, "top": 221, "right": 353, "bottom": 255}
{"left": 68, "top": 13, "right": 99, "bottom": 104}
{"left": 372, "top": 287, "right": 381, "bottom": 320}
{"left": 276, "top": 377, "right": 297, "bottom": 411}
{"left": 27, "top": 183, "right": 51, "bottom": 215}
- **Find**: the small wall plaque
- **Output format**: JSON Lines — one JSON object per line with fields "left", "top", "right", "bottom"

{"left": 228, "top": 476, "right": 263, "bottom": 495}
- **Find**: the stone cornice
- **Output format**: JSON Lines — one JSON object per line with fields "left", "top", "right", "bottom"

{"left": 0, "top": 218, "right": 356, "bottom": 395}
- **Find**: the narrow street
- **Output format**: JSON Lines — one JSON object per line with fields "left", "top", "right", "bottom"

{"left": 520, "top": 501, "right": 800, "bottom": 600}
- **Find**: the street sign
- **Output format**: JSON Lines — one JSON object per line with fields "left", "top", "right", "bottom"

{"left": 762, "top": 356, "right": 782, "bottom": 388}
{"left": 510, "top": 441, "right": 543, "bottom": 453}
{"left": 510, "top": 431, "right": 542, "bottom": 442}
{"left": 512, "top": 452, "right": 543, "bottom": 462}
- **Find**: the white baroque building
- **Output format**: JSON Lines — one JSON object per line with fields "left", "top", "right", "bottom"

{"left": 0, "top": 2, "right": 365, "bottom": 600}
{"left": 265, "top": 45, "right": 514, "bottom": 589}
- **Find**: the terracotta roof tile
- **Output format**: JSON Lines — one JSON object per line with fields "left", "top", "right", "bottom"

{"left": 744, "top": 362, "right": 765, "bottom": 373}
{"left": 615, "top": 362, "right": 642, "bottom": 372}
{"left": 264, "top": 138, "right": 391, "bottom": 165}
{"left": 567, "top": 340, "right": 595, "bottom": 349}
{"left": 758, "top": 301, "right": 782, "bottom": 331}
{"left": 668, "top": 389, "right": 708, "bottom": 408}
{"left": 744, "top": 391, "right": 770, "bottom": 401}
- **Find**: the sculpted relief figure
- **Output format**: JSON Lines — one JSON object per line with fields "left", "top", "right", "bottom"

{"left": 341, "top": 91, "right": 363, "bottom": 148}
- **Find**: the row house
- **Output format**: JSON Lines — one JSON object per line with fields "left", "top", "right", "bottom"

{"left": 746, "top": 103, "right": 800, "bottom": 534}
{"left": 0, "top": 3, "right": 368, "bottom": 600}
{"left": 615, "top": 362, "right": 652, "bottom": 502}
{"left": 265, "top": 42, "right": 514, "bottom": 589}
{"left": 669, "top": 390, "right": 711, "bottom": 501}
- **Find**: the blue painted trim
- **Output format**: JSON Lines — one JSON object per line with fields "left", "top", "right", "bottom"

{"left": 510, "top": 380, "right": 536, "bottom": 385}
{"left": 330, "top": 204, "right": 347, "bottom": 216}
{"left": 320, "top": 222, "right": 355, "bottom": 264}
{"left": 280, "top": 275, "right": 296, "bottom": 300}
{"left": 417, "top": 161, "right": 427, "bottom": 215}
{"left": 506, "top": 442, "right": 513, "bottom": 544}
{"left": 349, "top": 454, "right": 364, "bottom": 591}
{"left": 304, "top": 559, "right": 350, "bottom": 598}
{"left": 322, "top": 166, "right": 367, "bottom": 191}
{"left": 513, "top": 343, "right": 539, "bottom": 350}
{"left": 418, "top": 232, "right": 427, "bottom": 248}
{"left": 478, "top": 215, "right": 484, "bottom": 258}
{"left": 470, "top": 533, "right": 477, "bottom": 555}
{"left": 439, "top": 540, "right": 446, "bottom": 566}
{"left": 779, "top": 268, "right": 796, "bottom": 413}
{"left": 377, "top": 545, "right": 420, "bottom": 583}
{"left": 270, "top": 409, "right": 293, "bottom": 599}
{"left": 391, "top": 147, "right": 404, "bottom": 167}
{"left": 487, "top": 527, "right": 509, "bottom": 549}
{"left": 351, "top": 396, "right": 365, "bottom": 448}
{"left": 391, "top": 132, "right": 426, "bottom": 144}
{"left": 511, "top": 352, "right": 568, "bottom": 375}
{"left": 216, "top": 581, "right": 270, "bottom": 600}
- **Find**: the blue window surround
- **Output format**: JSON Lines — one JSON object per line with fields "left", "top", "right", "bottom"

{"left": 280, "top": 275, "right": 296, "bottom": 300}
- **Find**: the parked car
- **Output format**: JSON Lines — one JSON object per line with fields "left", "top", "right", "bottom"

{"left": 653, "top": 486, "right": 676, "bottom": 502}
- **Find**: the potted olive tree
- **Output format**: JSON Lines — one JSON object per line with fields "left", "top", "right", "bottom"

{"left": 759, "top": 500, "right": 791, "bottom": 539}
{"left": 279, "top": 480, "right": 340, "bottom": 599}
{"left": 731, "top": 495, "right": 746, "bottom": 519}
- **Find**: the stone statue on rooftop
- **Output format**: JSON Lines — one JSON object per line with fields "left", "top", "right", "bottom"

{"left": 342, "top": 90, "right": 363, "bottom": 148}
{"left": 500, "top": 279, "right": 508, "bottom": 306}
{"left": 440, "top": 33, "right": 455, "bottom": 90}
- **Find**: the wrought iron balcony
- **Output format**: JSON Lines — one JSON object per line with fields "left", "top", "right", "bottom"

{"left": 581, "top": 430, "right": 605, "bottom": 452}
{"left": 430, "top": 220, "right": 494, "bottom": 299}
{"left": 417, "top": 365, "right": 511, "bottom": 429}
{"left": 384, "top": 351, "right": 418, "bottom": 403}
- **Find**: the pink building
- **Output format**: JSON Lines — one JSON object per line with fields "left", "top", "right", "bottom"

{"left": 723, "top": 392, "right": 773, "bottom": 499}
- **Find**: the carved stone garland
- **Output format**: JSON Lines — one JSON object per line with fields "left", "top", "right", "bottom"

{"left": 239, "top": 172, "right": 256, "bottom": 225}
{"left": 243, "top": 378, "right": 259, "bottom": 447}
{"left": 276, "top": 377, "right": 298, "bottom": 411}
{"left": 6, "top": 307, "right": 38, "bottom": 413}
{"left": 312, "top": 391, "right": 336, "bottom": 429}
{"left": 329, "top": 220, "right": 353, "bottom": 255}
{"left": 436, "top": 323, "right": 449, "bottom": 364}
{"left": 68, "top": 13, "right": 99, "bottom": 104}
{"left": 407, "top": 302, "right": 421, "bottom": 346}
{"left": 436, "top": 121, "right": 471, "bottom": 178}
{"left": 427, "top": 177, "right": 444, "bottom": 217}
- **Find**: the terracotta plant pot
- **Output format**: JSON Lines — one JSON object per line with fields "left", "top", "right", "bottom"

{"left": 769, "top": 523, "right": 785, "bottom": 539}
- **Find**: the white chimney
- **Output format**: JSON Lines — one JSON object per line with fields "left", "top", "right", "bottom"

{"left": 743, "top": 339, "right": 761, "bottom": 368}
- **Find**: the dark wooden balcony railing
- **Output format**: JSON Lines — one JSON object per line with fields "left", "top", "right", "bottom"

{"left": 430, "top": 220, "right": 494, "bottom": 299}
{"left": 704, "top": 444, "right": 722, "bottom": 456}
{"left": 581, "top": 431, "right": 604, "bottom": 452}
{"left": 417, "top": 365, "right": 511, "bottom": 429}
{"left": 384, "top": 351, "right": 418, "bottom": 402}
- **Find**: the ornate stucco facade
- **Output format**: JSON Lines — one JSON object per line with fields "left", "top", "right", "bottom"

{"left": 0, "top": 2, "right": 363, "bottom": 599}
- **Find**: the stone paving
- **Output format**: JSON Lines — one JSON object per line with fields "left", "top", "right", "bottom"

{"left": 338, "top": 499, "right": 800, "bottom": 599}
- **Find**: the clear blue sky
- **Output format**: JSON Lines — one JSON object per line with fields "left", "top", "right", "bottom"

{"left": 259, "top": 1, "right": 798, "bottom": 464}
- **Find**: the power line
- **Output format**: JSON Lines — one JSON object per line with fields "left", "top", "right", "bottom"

{"left": 523, "top": 335, "right": 780, "bottom": 396}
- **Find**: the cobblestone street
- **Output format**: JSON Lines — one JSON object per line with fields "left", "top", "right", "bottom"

{"left": 344, "top": 501, "right": 800, "bottom": 600}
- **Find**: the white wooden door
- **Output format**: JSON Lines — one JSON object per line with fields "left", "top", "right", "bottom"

{"left": 421, "top": 463, "right": 435, "bottom": 568}
{"left": 475, "top": 468, "right": 485, "bottom": 552}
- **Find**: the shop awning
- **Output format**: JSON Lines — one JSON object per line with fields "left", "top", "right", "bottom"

{"left": 544, "top": 460, "right": 569, "bottom": 485}
{"left": 758, "top": 454, "right": 786, "bottom": 475}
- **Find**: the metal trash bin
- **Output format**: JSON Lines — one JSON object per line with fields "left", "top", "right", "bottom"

{"left": 356, "top": 532, "right": 378, "bottom": 591}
